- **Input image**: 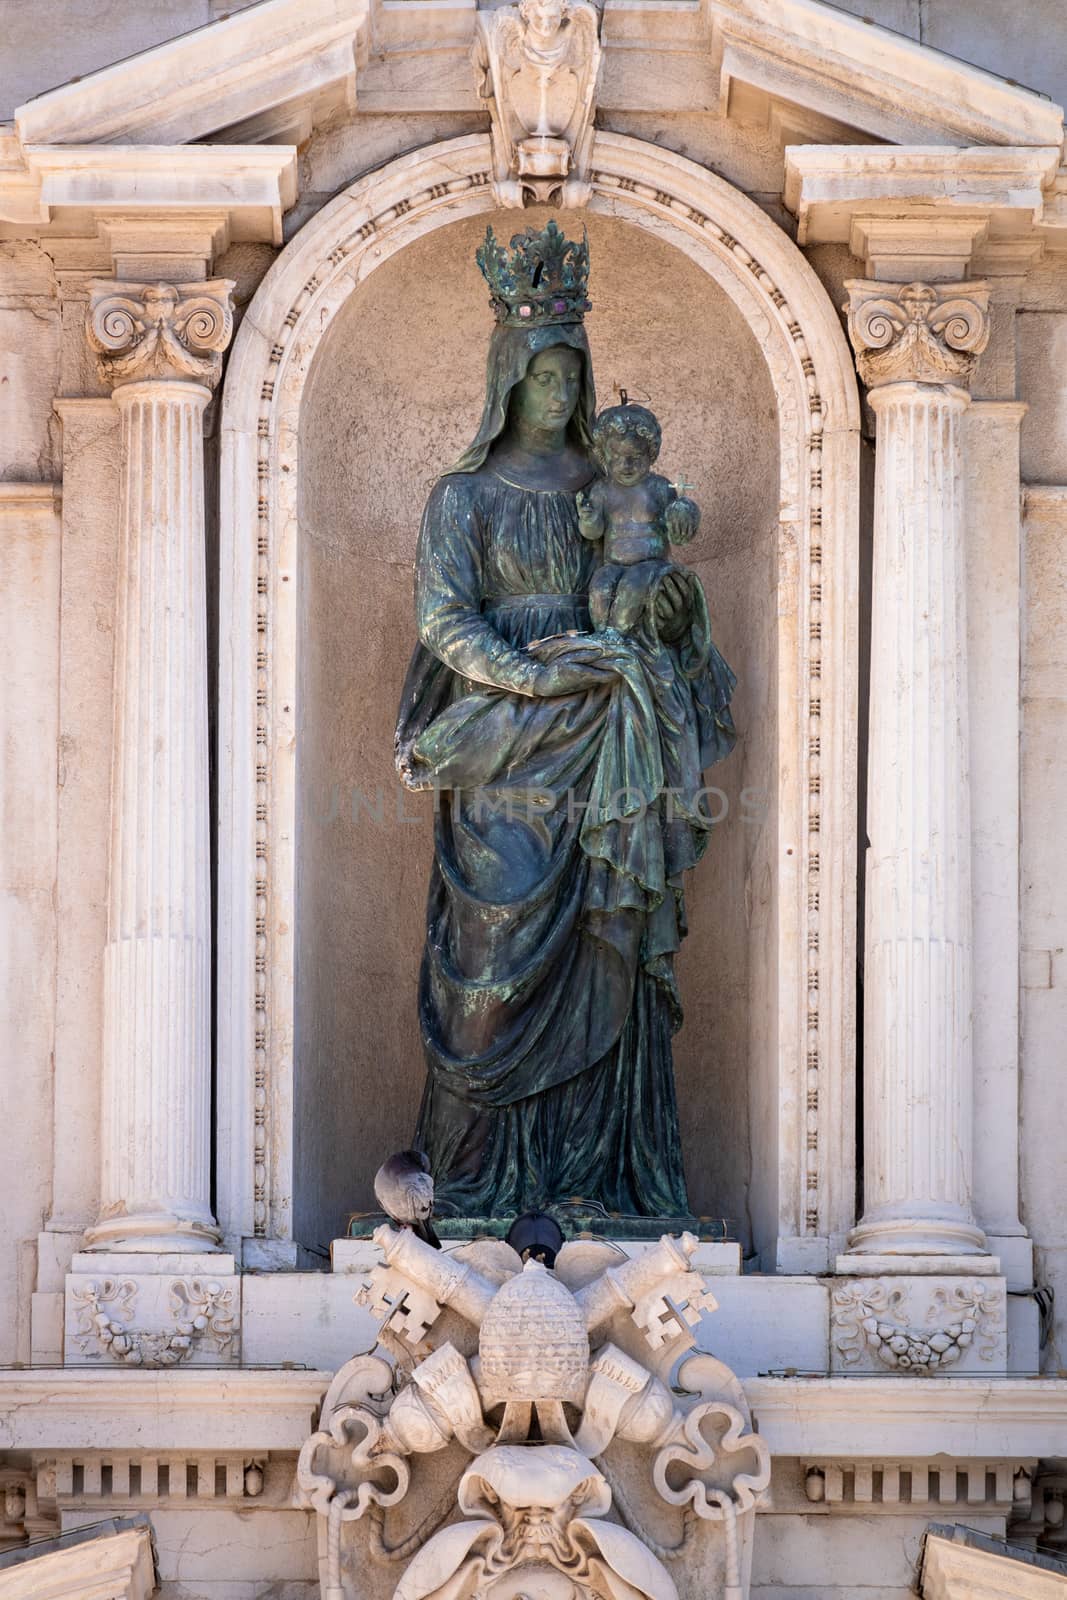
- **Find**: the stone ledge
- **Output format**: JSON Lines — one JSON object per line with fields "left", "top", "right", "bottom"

{"left": 921, "top": 1523, "right": 1067, "bottom": 1599}
{"left": 0, "top": 1370, "right": 333, "bottom": 1452}
{"left": 0, "top": 1516, "right": 155, "bottom": 1600}
{"left": 747, "top": 1376, "right": 1067, "bottom": 1459}
{"left": 4, "top": 1371, "right": 1067, "bottom": 1462}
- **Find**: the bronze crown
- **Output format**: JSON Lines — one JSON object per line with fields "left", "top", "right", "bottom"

{"left": 476, "top": 221, "right": 591, "bottom": 328}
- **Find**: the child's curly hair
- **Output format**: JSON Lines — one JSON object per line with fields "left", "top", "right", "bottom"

{"left": 590, "top": 402, "right": 662, "bottom": 466}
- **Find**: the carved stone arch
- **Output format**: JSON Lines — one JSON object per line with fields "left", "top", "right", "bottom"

{"left": 217, "top": 130, "right": 860, "bottom": 1269}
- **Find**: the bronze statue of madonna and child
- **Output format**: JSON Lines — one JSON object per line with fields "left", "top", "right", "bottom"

{"left": 382, "top": 221, "right": 735, "bottom": 1238}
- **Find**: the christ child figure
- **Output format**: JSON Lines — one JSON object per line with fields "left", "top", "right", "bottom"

{"left": 576, "top": 401, "right": 701, "bottom": 635}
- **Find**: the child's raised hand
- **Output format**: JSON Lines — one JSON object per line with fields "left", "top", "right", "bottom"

{"left": 665, "top": 495, "right": 701, "bottom": 545}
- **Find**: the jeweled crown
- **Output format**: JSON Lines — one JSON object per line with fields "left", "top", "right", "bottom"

{"left": 476, "top": 221, "right": 591, "bottom": 328}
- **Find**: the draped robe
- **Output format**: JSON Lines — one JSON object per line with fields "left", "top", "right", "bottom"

{"left": 394, "top": 459, "right": 735, "bottom": 1221}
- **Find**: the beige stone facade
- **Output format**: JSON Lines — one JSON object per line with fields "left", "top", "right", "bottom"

{"left": 2, "top": 0, "right": 1067, "bottom": 1594}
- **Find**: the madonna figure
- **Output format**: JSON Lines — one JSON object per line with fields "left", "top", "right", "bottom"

{"left": 395, "top": 222, "right": 735, "bottom": 1223}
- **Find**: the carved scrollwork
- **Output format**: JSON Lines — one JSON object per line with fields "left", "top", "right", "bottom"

{"left": 297, "top": 1405, "right": 411, "bottom": 1521}
{"left": 306, "top": 1233, "right": 768, "bottom": 1599}
{"left": 831, "top": 1278, "right": 1005, "bottom": 1373}
{"left": 845, "top": 280, "right": 990, "bottom": 390}
{"left": 87, "top": 279, "right": 235, "bottom": 389}
{"left": 652, "top": 1401, "right": 770, "bottom": 1521}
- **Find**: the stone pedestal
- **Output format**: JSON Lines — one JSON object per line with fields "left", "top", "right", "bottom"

{"left": 82, "top": 281, "right": 233, "bottom": 1253}
{"left": 830, "top": 1267, "right": 1008, "bottom": 1376}
{"left": 844, "top": 281, "right": 992, "bottom": 1263}
{"left": 63, "top": 1252, "right": 240, "bottom": 1369}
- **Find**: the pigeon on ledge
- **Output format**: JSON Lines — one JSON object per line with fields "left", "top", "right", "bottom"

{"left": 373, "top": 1149, "right": 441, "bottom": 1249}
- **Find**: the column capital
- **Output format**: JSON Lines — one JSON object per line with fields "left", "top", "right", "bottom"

{"left": 844, "top": 279, "right": 991, "bottom": 392}
{"left": 87, "top": 278, "right": 235, "bottom": 391}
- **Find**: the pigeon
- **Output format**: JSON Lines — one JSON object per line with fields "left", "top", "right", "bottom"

{"left": 373, "top": 1149, "right": 441, "bottom": 1248}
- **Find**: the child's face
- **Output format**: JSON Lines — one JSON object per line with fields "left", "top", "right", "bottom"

{"left": 601, "top": 430, "right": 654, "bottom": 487}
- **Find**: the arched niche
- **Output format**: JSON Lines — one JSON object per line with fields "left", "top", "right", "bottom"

{"left": 218, "top": 131, "right": 860, "bottom": 1270}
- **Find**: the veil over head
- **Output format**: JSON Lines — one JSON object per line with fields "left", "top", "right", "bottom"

{"left": 447, "top": 320, "right": 596, "bottom": 476}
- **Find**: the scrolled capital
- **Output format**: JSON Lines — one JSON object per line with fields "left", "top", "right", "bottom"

{"left": 87, "top": 278, "right": 235, "bottom": 390}
{"left": 844, "top": 279, "right": 990, "bottom": 391}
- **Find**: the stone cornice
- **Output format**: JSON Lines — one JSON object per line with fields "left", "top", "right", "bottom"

{"left": 1024, "top": 485, "right": 1067, "bottom": 525}
{"left": 0, "top": 1369, "right": 333, "bottom": 1451}
{"left": 783, "top": 147, "right": 1062, "bottom": 268}
{"left": 0, "top": 144, "right": 298, "bottom": 240}
{"left": 0, "top": 0, "right": 1058, "bottom": 210}
{"left": 3, "top": 1370, "right": 1067, "bottom": 1459}
{"left": 712, "top": 0, "right": 1065, "bottom": 149}
{"left": 745, "top": 1377, "right": 1067, "bottom": 1459}
{"left": 0, "top": 483, "right": 62, "bottom": 521}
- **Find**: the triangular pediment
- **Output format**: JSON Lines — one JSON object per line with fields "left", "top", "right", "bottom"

{"left": 7, "top": 0, "right": 1063, "bottom": 154}
{"left": 921, "top": 1525, "right": 1067, "bottom": 1599}
{"left": 0, "top": 0, "right": 1062, "bottom": 235}
{"left": 706, "top": 0, "right": 1063, "bottom": 150}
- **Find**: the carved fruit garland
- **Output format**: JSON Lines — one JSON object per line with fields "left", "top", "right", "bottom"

{"left": 832, "top": 1280, "right": 1004, "bottom": 1373}
{"left": 71, "top": 1278, "right": 239, "bottom": 1367}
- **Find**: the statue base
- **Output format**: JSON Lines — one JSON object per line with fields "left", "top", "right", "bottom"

{"left": 346, "top": 1208, "right": 733, "bottom": 1241}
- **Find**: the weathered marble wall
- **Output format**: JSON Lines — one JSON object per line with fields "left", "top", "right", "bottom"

{"left": 295, "top": 207, "right": 779, "bottom": 1251}
{"left": 0, "top": 244, "right": 61, "bottom": 483}
{"left": 1021, "top": 487, "right": 1067, "bottom": 1370}
{"left": 0, "top": 486, "right": 60, "bottom": 1363}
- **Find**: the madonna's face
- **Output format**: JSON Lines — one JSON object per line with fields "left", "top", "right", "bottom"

{"left": 510, "top": 346, "right": 583, "bottom": 434}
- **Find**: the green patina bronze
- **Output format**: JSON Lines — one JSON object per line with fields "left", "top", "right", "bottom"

{"left": 387, "top": 223, "right": 736, "bottom": 1232}
{"left": 347, "top": 1210, "right": 733, "bottom": 1242}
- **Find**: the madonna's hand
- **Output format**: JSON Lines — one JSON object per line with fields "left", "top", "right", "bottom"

{"left": 654, "top": 569, "right": 691, "bottom": 639}
{"left": 528, "top": 655, "right": 617, "bottom": 697}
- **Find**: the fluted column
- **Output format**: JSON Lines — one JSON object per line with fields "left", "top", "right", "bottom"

{"left": 85, "top": 280, "right": 233, "bottom": 1251}
{"left": 846, "top": 281, "right": 991, "bottom": 1258}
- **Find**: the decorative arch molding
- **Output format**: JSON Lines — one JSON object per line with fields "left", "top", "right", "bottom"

{"left": 218, "top": 130, "right": 860, "bottom": 1269}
